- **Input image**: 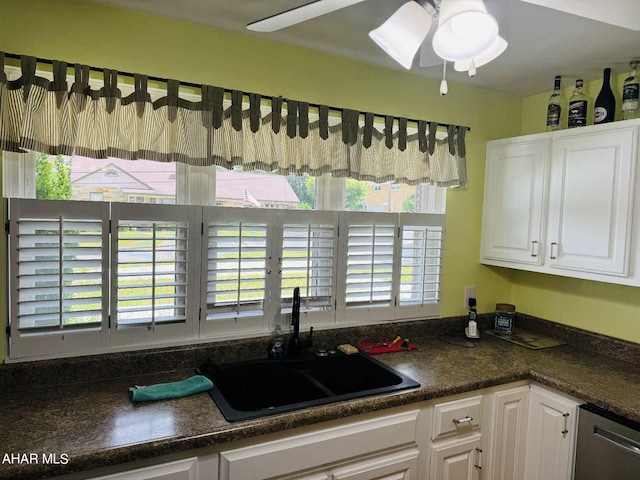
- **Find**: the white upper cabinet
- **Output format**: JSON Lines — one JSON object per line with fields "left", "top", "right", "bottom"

{"left": 481, "top": 120, "right": 640, "bottom": 286}
{"left": 547, "top": 128, "right": 636, "bottom": 275}
{"left": 481, "top": 138, "right": 550, "bottom": 265}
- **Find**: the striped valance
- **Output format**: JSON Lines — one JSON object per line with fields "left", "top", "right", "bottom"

{"left": 0, "top": 53, "right": 467, "bottom": 187}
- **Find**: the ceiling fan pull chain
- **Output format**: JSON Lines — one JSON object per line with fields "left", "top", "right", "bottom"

{"left": 440, "top": 60, "right": 448, "bottom": 96}
{"left": 469, "top": 58, "right": 477, "bottom": 78}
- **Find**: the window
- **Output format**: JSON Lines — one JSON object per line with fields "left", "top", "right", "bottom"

{"left": 3, "top": 65, "right": 449, "bottom": 361}
{"left": 6, "top": 197, "right": 445, "bottom": 360}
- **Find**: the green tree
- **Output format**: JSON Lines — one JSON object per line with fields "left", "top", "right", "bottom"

{"left": 345, "top": 179, "right": 368, "bottom": 211}
{"left": 286, "top": 173, "right": 316, "bottom": 208}
{"left": 402, "top": 194, "right": 416, "bottom": 213}
{"left": 36, "top": 153, "right": 72, "bottom": 200}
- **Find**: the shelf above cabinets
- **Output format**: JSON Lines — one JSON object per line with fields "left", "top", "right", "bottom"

{"left": 481, "top": 120, "right": 640, "bottom": 286}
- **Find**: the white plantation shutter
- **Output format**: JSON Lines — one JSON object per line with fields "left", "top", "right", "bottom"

{"left": 396, "top": 213, "right": 445, "bottom": 319}
{"left": 5, "top": 198, "right": 446, "bottom": 359}
{"left": 201, "top": 207, "right": 276, "bottom": 337}
{"left": 279, "top": 210, "right": 338, "bottom": 326}
{"left": 110, "top": 203, "right": 199, "bottom": 348}
{"left": 337, "top": 212, "right": 398, "bottom": 323}
{"left": 8, "top": 198, "right": 109, "bottom": 359}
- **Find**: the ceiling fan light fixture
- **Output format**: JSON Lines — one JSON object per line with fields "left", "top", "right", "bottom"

{"left": 432, "top": 0, "right": 499, "bottom": 62}
{"left": 453, "top": 35, "right": 508, "bottom": 73}
{"left": 369, "top": 1, "right": 433, "bottom": 70}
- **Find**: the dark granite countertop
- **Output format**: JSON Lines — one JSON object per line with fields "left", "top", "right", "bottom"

{"left": 1, "top": 318, "right": 639, "bottom": 480}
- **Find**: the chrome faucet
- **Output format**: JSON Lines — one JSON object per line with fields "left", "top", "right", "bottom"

{"left": 289, "top": 287, "right": 313, "bottom": 357}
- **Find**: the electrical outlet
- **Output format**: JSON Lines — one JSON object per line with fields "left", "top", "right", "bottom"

{"left": 464, "top": 286, "right": 476, "bottom": 308}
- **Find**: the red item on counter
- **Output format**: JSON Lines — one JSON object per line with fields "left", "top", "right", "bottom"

{"left": 356, "top": 341, "right": 417, "bottom": 355}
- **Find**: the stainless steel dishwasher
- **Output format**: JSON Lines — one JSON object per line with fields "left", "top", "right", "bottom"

{"left": 574, "top": 404, "right": 640, "bottom": 480}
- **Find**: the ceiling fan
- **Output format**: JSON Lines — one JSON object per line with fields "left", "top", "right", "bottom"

{"left": 247, "top": 0, "right": 508, "bottom": 79}
{"left": 246, "top": 0, "right": 640, "bottom": 79}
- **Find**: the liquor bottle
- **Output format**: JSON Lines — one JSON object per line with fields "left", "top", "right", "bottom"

{"left": 594, "top": 68, "right": 616, "bottom": 124}
{"left": 622, "top": 60, "right": 639, "bottom": 120}
{"left": 568, "top": 79, "right": 588, "bottom": 128}
{"left": 546, "top": 75, "right": 563, "bottom": 131}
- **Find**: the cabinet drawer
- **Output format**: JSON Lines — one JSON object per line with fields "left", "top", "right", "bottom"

{"left": 219, "top": 409, "right": 419, "bottom": 480}
{"left": 432, "top": 395, "right": 483, "bottom": 440}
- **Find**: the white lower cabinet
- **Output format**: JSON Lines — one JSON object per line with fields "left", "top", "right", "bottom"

{"left": 524, "top": 384, "right": 581, "bottom": 480}
{"left": 487, "top": 385, "right": 530, "bottom": 480}
{"left": 217, "top": 409, "right": 421, "bottom": 480}
{"left": 73, "top": 382, "right": 583, "bottom": 480}
{"left": 331, "top": 448, "right": 420, "bottom": 480}
{"left": 90, "top": 457, "right": 199, "bottom": 480}
{"left": 428, "top": 392, "right": 486, "bottom": 480}
{"left": 430, "top": 435, "right": 483, "bottom": 480}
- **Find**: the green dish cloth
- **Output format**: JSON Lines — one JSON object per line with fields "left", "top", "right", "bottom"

{"left": 129, "top": 375, "right": 213, "bottom": 403}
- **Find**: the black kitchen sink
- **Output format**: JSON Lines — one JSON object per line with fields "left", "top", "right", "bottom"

{"left": 197, "top": 353, "right": 420, "bottom": 422}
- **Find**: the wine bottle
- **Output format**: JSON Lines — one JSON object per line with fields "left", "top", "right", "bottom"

{"left": 622, "top": 60, "right": 639, "bottom": 120}
{"left": 568, "top": 79, "right": 588, "bottom": 128}
{"left": 546, "top": 75, "right": 563, "bottom": 131}
{"left": 594, "top": 68, "right": 616, "bottom": 124}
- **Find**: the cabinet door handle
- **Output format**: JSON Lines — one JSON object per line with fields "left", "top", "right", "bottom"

{"left": 550, "top": 242, "right": 558, "bottom": 259}
{"left": 531, "top": 240, "right": 538, "bottom": 257}
{"left": 452, "top": 415, "right": 473, "bottom": 425}
{"left": 562, "top": 412, "right": 569, "bottom": 437}
{"left": 475, "top": 447, "right": 483, "bottom": 470}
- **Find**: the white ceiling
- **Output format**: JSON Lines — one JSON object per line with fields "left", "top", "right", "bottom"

{"left": 87, "top": 0, "right": 640, "bottom": 96}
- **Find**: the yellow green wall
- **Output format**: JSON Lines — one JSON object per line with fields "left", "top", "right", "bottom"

{"left": 514, "top": 73, "right": 640, "bottom": 343}
{"left": 0, "top": 0, "right": 524, "bottom": 361}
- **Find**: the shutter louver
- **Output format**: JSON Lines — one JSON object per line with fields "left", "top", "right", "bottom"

{"left": 116, "top": 219, "right": 189, "bottom": 327}
{"left": 206, "top": 221, "right": 268, "bottom": 320}
{"left": 345, "top": 222, "right": 395, "bottom": 307}
{"left": 399, "top": 225, "right": 444, "bottom": 306}
{"left": 8, "top": 198, "right": 109, "bottom": 359}
{"left": 281, "top": 223, "right": 335, "bottom": 312}
{"left": 16, "top": 217, "right": 104, "bottom": 330}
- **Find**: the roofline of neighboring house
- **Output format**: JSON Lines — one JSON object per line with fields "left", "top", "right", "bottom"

{"left": 72, "top": 162, "right": 156, "bottom": 192}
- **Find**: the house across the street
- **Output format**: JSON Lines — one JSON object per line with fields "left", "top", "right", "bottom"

{"left": 70, "top": 156, "right": 300, "bottom": 207}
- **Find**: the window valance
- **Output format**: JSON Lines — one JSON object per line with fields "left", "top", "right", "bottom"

{"left": 0, "top": 53, "right": 468, "bottom": 187}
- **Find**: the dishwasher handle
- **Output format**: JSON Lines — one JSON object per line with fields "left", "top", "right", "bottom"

{"left": 594, "top": 426, "right": 640, "bottom": 458}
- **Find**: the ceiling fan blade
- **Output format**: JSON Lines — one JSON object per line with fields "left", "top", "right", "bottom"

{"left": 519, "top": 0, "right": 640, "bottom": 31}
{"left": 418, "top": 27, "right": 440, "bottom": 68}
{"left": 247, "top": 0, "right": 367, "bottom": 32}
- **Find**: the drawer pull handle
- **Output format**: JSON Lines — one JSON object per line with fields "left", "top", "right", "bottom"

{"left": 475, "top": 447, "right": 483, "bottom": 470}
{"left": 531, "top": 240, "right": 538, "bottom": 257}
{"left": 562, "top": 412, "right": 569, "bottom": 437}
{"left": 452, "top": 415, "right": 473, "bottom": 425}
{"left": 550, "top": 242, "right": 558, "bottom": 260}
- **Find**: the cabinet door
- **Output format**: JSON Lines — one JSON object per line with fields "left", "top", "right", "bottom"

{"left": 91, "top": 457, "right": 198, "bottom": 480}
{"left": 430, "top": 435, "right": 482, "bottom": 480}
{"left": 525, "top": 386, "right": 580, "bottom": 480}
{"left": 488, "top": 386, "right": 529, "bottom": 480}
{"left": 546, "top": 128, "right": 637, "bottom": 276}
{"left": 331, "top": 448, "right": 419, "bottom": 480}
{"left": 481, "top": 139, "right": 549, "bottom": 265}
